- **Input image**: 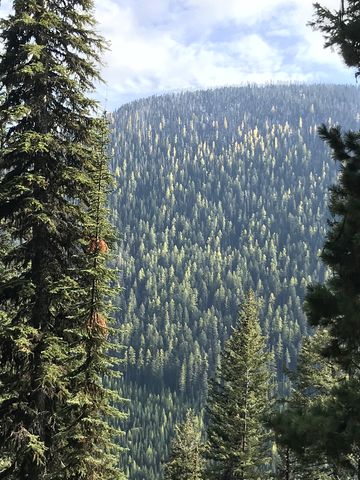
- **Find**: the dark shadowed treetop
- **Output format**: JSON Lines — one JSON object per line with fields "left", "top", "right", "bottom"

{"left": 310, "top": 0, "right": 360, "bottom": 77}
{"left": 305, "top": 124, "right": 360, "bottom": 372}
{"left": 164, "top": 410, "right": 205, "bottom": 480}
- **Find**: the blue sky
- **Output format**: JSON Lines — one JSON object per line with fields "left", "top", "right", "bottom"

{"left": 0, "top": 0, "right": 356, "bottom": 109}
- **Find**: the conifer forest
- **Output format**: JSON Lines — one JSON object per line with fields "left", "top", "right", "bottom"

{"left": 1, "top": 1, "right": 360, "bottom": 480}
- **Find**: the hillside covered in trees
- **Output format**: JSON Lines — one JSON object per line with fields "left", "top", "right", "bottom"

{"left": 108, "top": 84, "right": 360, "bottom": 479}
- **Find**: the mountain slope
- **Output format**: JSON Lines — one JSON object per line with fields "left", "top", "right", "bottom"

{"left": 108, "top": 84, "right": 360, "bottom": 479}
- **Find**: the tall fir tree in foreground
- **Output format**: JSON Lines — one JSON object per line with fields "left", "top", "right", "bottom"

{"left": 272, "top": 2, "right": 360, "bottom": 477}
{"left": 164, "top": 410, "right": 205, "bottom": 480}
{"left": 302, "top": 122, "right": 360, "bottom": 476}
{"left": 206, "top": 291, "right": 272, "bottom": 480}
{"left": 308, "top": 3, "right": 360, "bottom": 475}
{"left": 304, "top": 122, "right": 360, "bottom": 371}
{"left": 307, "top": 0, "right": 360, "bottom": 371}
{"left": 0, "top": 1, "right": 125, "bottom": 479}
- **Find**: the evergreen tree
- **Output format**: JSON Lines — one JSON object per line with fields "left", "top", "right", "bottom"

{"left": 271, "top": 330, "right": 343, "bottom": 480}
{"left": 304, "top": 122, "right": 360, "bottom": 371}
{"left": 206, "top": 291, "right": 272, "bottom": 480}
{"left": 273, "top": 445, "right": 295, "bottom": 480}
{"left": 302, "top": 123, "right": 360, "bottom": 477}
{"left": 109, "top": 84, "right": 360, "bottom": 479}
{"left": 164, "top": 410, "right": 205, "bottom": 480}
{"left": 307, "top": 5, "right": 360, "bottom": 368}
{"left": 278, "top": 3, "right": 360, "bottom": 476}
{"left": 310, "top": 0, "right": 360, "bottom": 78}
{"left": 0, "top": 1, "right": 125, "bottom": 479}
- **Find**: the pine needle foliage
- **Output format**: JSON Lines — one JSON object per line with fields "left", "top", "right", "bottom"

{"left": 283, "top": 2, "right": 360, "bottom": 476}
{"left": 271, "top": 330, "right": 344, "bottom": 480}
{"left": 309, "top": 0, "right": 360, "bottom": 78}
{"left": 0, "top": 1, "right": 125, "bottom": 479}
{"left": 305, "top": 124, "right": 360, "bottom": 372}
{"left": 164, "top": 410, "right": 205, "bottom": 480}
{"left": 206, "top": 291, "right": 272, "bottom": 480}
{"left": 302, "top": 121, "right": 360, "bottom": 478}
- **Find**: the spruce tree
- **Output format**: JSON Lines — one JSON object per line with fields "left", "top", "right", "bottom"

{"left": 308, "top": 5, "right": 360, "bottom": 363}
{"left": 307, "top": 2, "right": 360, "bottom": 368}
{"left": 303, "top": 122, "right": 360, "bottom": 474}
{"left": 0, "top": 1, "right": 125, "bottom": 479}
{"left": 206, "top": 291, "right": 272, "bottom": 480}
{"left": 271, "top": 330, "right": 343, "bottom": 480}
{"left": 304, "top": 122, "right": 360, "bottom": 371}
{"left": 164, "top": 410, "right": 205, "bottom": 480}
{"left": 273, "top": 446, "right": 295, "bottom": 480}
{"left": 285, "top": 2, "right": 360, "bottom": 475}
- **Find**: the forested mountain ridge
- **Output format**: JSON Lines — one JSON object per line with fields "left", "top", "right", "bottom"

{"left": 108, "top": 84, "right": 360, "bottom": 479}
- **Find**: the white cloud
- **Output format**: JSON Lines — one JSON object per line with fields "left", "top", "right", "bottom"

{"left": 95, "top": 0, "right": 354, "bottom": 106}
{"left": 182, "top": 0, "right": 285, "bottom": 26}
{"left": 0, "top": 0, "right": 11, "bottom": 15}
{"left": 0, "top": 0, "right": 355, "bottom": 108}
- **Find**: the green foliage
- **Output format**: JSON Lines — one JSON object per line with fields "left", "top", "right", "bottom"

{"left": 0, "top": 1, "right": 125, "bottom": 479}
{"left": 206, "top": 291, "right": 272, "bottom": 480}
{"left": 305, "top": 124, "right": 360, "bottom": 371}
{"left": 272, "top": 5, "right": 360, "bottom": 479}
{"left": 302, "top": 5, "right": 360, "bottom": 474}
{"left": 108, "top": 84, "right": 360, "bottom": 479}
{"left": 310, "top": 0, "right": 360, "bottom": 78}
{"left": 272, "top": 445, "right": 296, "bottom": 480}
{"left": 271, "top": 330, "right": 344, "bottom": 479}
{"left": 301, "top": 123, "right": 360, "bottom": 477}
{"left": 164, "top": 410, "right": 205, "bottom": 480}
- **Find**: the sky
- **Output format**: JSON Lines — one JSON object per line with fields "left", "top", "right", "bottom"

{"left": 0, "top": 0, "right": 357, "bottom": 109}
